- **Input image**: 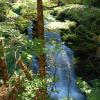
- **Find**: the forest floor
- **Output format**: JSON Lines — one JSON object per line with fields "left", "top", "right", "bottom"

{"left": 0, "top": 85, "right": 9, "bottom": 100}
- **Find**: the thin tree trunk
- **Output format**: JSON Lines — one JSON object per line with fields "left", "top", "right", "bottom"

{"left": 36, "top": 0, "right": 46, "bottom": 100}
{"left": 37, "top": 0, "right": 46, "bottom": 80}
{"left": 16, "top": 57, "right": 32, "bottom": 80}
{"left": 0, "top": 38, "right": 9, "bottom": 84}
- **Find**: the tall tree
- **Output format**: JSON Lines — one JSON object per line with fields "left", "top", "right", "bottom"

{"left": 36, "top": 0, "right": 46, "bottom": 100}
{"left": 37, "top": 0, "right": 46, "bottom": 79}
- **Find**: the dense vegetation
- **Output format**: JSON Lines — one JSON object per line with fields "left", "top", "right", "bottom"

{"left": 0, "top": 0, "right": 100, "bottom": 100}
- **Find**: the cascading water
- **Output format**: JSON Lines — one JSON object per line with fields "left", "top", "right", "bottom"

{"left": 27, "top": 24, "right": 87, "bottom": 100}
{"left": 45, "top": 32, "right": 86, "bottom": 100}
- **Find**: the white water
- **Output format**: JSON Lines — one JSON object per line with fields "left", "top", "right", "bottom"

{"left": 45, "top": 32, "right": 86, "bottom": 100}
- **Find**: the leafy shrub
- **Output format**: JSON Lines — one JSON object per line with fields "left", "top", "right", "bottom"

{"left": 8, "top": 71, "right": 46, "bottom": 100}
{"left": 77, "top": 78, "right": 100, "bottom": 100}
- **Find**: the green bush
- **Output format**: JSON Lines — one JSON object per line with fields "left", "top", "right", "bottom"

{"left": 77, "top": 78, "right": 100, "bottom": 100}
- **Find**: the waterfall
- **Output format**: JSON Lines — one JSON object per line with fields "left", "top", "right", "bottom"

{"left": 27, "top": 26, "right": 86, "bottom": 100}
{"left": 45, "top": 32, "right": 86, "bottom": 100}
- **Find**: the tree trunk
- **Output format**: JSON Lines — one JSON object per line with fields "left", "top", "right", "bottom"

{"left": 37, "top": 0, "right": 46, "bottom": 80}
{"left": 0, "top": 38, "right": 9, "bottom": 84}
{"left": 36, "top": 0, "right": 46, "bottom": 100}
